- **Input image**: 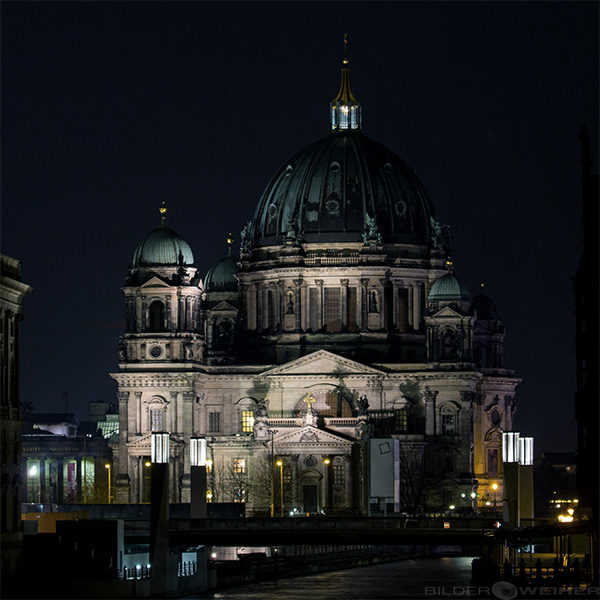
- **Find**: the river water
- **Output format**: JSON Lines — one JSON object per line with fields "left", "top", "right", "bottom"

{"left": 189, "top": 556, "right": 475, "bottom": 600}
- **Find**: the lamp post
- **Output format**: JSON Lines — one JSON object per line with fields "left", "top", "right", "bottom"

{"left": 144, "top": 461, "right": 151, "bottom": 503}
{"left": 323, "top": 457, "right": 331, "bottom": 514}
{"left": 150, "top": 431, "right": 170, "bottom": 598}
{"left": 276, "top": 460, "right": 284, "bottom": 517}
{"left": 105, "top": 464, "right": 111, "bottom": 504}
{"left": 267, "top": 429, "right": 278, "bottom": 517}
{"left": 190, "top": 437, "right": 207, "bottom": 519}
{"left": 492, "top": 483, "right": 498, "bottom": 512}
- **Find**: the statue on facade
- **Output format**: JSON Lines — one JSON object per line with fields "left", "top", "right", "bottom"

{"left": 362, "top": 212, "right": 382, "bottom": 246}
{"left": 118, "top": 336, "right": 127, "bottom": 362}
{"left": 356, "top": 395, "right": 369, "bottom": 416}
{"left": 255, "top": 398, "right": 269, "bottom": 418}
{"left": 369, "top": 291, "right": 378, "bottom": 313}
{"left": 240, "top": 221, "right": 252, "bottom": 253}
{"left": 283, "top": 217, "right": 303, "bottom": 247}
{"left": 286, "top": 293, "right": 295, "bottom": 314}
{"left": 430, "top": 216, "right": 452, "bottom": 255}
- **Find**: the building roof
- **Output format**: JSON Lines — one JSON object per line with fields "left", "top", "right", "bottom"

{"left": 470, "top": 292, "right": 499, "bottom": 319}
{"left": 132, "top": 224, "right": 194, "bottom": 268}
{"left": 428, "top": 272, "right": 471, "bottom": 303}
{"left": 204, "top": 252, "right": 239, "bottom": 293}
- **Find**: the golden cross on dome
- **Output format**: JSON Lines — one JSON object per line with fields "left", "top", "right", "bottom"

{"left": 303, "top": 392, "right": 316, "bottom": 408}
{"left": 159, "top": 201, "right": 167, "bottom": 225}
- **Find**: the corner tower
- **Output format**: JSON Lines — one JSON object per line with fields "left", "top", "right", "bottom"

{"left": 111, "top": 205, "right": 204, "bottom": 502}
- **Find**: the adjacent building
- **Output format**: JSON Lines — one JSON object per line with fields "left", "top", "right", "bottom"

{"left": 111, "top": 52, "right": 520, "bottom": 515}
{"left": 0, "top": 255, "right": 32, "bottom": 582}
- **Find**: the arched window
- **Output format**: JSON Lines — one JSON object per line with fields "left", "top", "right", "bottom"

{"left": 324, "top": 288, "right": 341, "bottom": 332}
{"left": 441, "top": 328, "right": 458, "bottom": 360}
{"left": 216, "top": 321, "right": 233, "bottom": 350}
{"left": 295, "top": 390, "right": 353, "bottom": 417}
{"left": 149, "top": 301, "right": 165, "bottom": 332}
{"left": 440, "top": 404, "right": 458, "bottom": 435}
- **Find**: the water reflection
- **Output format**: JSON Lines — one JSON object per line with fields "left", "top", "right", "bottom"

{"left": 192, "top": 556, "right": 474, "bottom": 599}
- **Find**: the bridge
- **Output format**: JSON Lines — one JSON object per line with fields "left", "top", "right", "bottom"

{"left": 167, "top": 516, "right": 497, "bottom": 547}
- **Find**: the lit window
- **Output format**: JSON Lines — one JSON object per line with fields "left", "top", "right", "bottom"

{"left": 394, "top": 408, "right": 408, "bottom": 432}
{"left": 150, "top": 409, "right": 163, "bottom": 432}
{"left": 441, "top": 414, "right": 455, "bottom": 435}
{"left": 233, "top": 458, "right": 246, "bottom": 474}
{"left": 333, "top": 464, "right": 345, "bottom": 485}
{"left": 208, "top": 412, "right": 220, "bottom": 433}
{"left": 242, "top": 411, "right": 255, "bottom": 433}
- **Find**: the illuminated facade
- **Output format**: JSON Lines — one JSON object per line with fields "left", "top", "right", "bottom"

{"left": 112, "top": 51, "right": 520, "bottom": 515}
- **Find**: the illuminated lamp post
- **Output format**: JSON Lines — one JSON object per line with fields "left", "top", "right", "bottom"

{"left": 190, "top": 437, "right": 208, "bottom": 519}
{"left": 502, "top": 432, "right": 520, "bottom": 528}
{"left": 276, "top": 460, "right": 284, "bottom": 517}
{"left": 519, "top": 437, "right": 534, "bottom": 525}
{"left": 323, "top": 457, "right": 331, "bottom": 514}
{"left": 105, "top": 463, "right": 111, "bottom": 504}
{"left": 150, "top": 431, "right": 170, "bottom": 598}
{"left": 492, "top": 483, "right": 499, "bottom": 512}
{"left": 267, "top": 429, "right": 278, "bottom": 517}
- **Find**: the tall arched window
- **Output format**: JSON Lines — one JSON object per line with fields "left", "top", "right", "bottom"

{"left": 149, "top": 301, "right": 165, "bottom": 332}
{"left": 441, "top": 328, "right": 457, "bottom": 360}
{"left": 295, "top": 390, "right": 353, "bottom": 417}
{"left": 216, "top": 321, "right": 233, "bottom": 350}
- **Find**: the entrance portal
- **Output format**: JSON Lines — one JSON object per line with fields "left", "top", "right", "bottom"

{"left": 303, "top": 484, "right": 318, "bottom": 514}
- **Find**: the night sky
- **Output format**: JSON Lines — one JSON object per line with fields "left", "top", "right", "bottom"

{"left": 2, "top": 2, "right": 598, "bottom": 455}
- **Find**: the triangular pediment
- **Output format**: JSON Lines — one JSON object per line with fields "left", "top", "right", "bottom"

{"left": 276, "top": 425, "right": 354, "bottom": 447}
{"left": 429, "top": 305, "right": 464, "bottom": 319}
{"left": 210, "top": 300, "right": 237, "bottom": 313}
{"left": 262, "top": 350, "right": 384, "bottom": 377}
{"left": 473, "top": 322, "right": 492, "bottom": 335}
{"left": 140, "top": 276, "right": 171, "bottom": 289}
{"left": 126, "top": 433, "right": 152, "bottom": 449}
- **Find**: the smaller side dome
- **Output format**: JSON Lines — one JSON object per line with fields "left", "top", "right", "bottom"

{"left": 428, "top": 272, "right": 471, "bottom": 303}
{"left": 470, "top": 293, "right": 499, "bottom": 319}
{"left": 204, "top": 254, "right": 239, "bottom": 293}
{"left": 132, "top": 225, "right": 195, "bottom": 268}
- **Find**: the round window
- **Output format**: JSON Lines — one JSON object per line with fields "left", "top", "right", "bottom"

{"left": 150, "top": 346, "right": 163, "bottom": 358}
{"left": 490, "top": 408, "right": 501, "bottom": 425}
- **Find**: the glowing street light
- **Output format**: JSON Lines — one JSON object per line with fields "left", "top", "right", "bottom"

{"left": 276, "top": 460, "right": 284, "bottom": 517}
{"left": 105, "top": 463, "right": 111, "bottom": 504}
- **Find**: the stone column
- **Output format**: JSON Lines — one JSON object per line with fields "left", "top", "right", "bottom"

{"left": 315, "top": 280, "right": 324, "bottom": 330}
{"left": 170, "top": 391, "right": 179, "bottom": 433}
{"left": 293, "top": 279, "right": 303, "bottom": 331}
{"left": 423, "top": 388, "right": 438, "bottom": 436}
{"left": 360, "top": 278, "right": 369, "bottom": 331}
{"left": 392, "top": 280, "right": 400, "bottom": 330}
{"left": 340, "top": 279, "right": 349, "bottom": 331}
{"left": 133, "top": 391, "right": 142, "bottom": 434}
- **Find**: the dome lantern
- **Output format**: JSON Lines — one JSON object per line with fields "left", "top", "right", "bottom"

{"left": 330, "top": 34, "right": 362, "bottom": 133}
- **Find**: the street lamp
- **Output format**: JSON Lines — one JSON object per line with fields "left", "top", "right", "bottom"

{"left": 323, "top": 457, "right": 331, "bottom": 514}
{"left": 267, "top": 429, "right": 278, "bottom": 517}
{"left": 492, "top": 483, "right": 498, "bottom": 511}
{"left": 144, "top": 461, "right": 151, "bottom": 503}
{"left": 105, "top": 464, "right": 111, "bottom": 504}
{"left": 276, "top": 460, "right": 284, "bottom": 517}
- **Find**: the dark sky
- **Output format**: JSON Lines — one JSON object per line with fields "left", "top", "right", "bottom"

{"left": 2, "top": 2, "right": 598, "bottom": 456}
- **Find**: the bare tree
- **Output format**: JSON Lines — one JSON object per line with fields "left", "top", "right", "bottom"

{"left": 398, "top": 443, "right": 427, "bottom": 515}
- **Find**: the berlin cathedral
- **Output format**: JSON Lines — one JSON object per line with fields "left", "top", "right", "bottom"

{"left": 111, "top": 49, "right": 520, "bottom": 516}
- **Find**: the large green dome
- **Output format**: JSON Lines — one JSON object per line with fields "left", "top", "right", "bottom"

{"left": 250, "top": 132, "right": 435, "bottom": 248}
{"left": 132, "top": 225, "right": 195, "bottom": 268}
